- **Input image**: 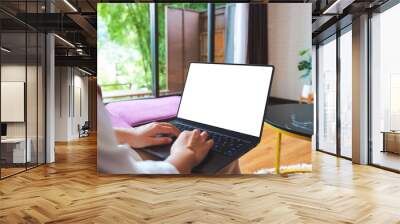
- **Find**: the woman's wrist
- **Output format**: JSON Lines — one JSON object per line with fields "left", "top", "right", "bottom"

{"left": 114, "top": 128, "right": 139, "bottom": 147}
{"left": 166, "top": 150, "right": 196, "bottom": 174}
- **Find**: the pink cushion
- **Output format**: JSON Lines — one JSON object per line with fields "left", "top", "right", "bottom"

{"left": 107, "top": 111, "right": 132, "bottom": 128}
{"left": 105, "top": 96, "right": 181, "bottom": 128}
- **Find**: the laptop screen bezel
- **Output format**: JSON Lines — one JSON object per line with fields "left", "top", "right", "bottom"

{"left": 175, "top": 62, "right": 275, "bottom": 139}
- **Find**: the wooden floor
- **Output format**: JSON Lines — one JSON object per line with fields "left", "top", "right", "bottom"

{"left": 372, "top": 150, "right": 400, "bottom": 171}
{"left": 1, "top": 163, "right": 45, "bottom": 178}
{"left": 0, "top": 167, "right": 26, "bottom": 178}
{"left": 1, "top": 130, "right": 400, "bottom": 223}
{"left": 239, "top": 126, "right": 311, "bottom": 173}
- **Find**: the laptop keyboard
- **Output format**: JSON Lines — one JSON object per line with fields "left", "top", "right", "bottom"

{"left": 171, "top": 121, "right": 251, "bottom": 157}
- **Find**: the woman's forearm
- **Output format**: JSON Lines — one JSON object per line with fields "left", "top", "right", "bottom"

{"left": 114, "top": 128, "right": 137, "bottom": 145}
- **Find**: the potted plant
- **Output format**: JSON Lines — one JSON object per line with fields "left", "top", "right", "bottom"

{"left": 298, "top": 49, "right": 312, "bottom": 102}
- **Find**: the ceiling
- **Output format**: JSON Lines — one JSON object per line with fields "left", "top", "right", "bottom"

{"left": 0, "top": 0, "right": 97, "bottom": 74}
{"left": 0, "top": 0, "right": 394, "bottom": 74}
{"left": 310, "top": 0, "right": 390, "bottom": 43}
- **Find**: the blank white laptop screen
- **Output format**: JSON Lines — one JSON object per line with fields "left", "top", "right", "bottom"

{"left": 177, "top": 63, "right": 273, "bottom": 137}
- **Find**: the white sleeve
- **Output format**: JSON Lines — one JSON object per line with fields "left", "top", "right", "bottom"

{"left": 97, "top": 144, "right": 179, "bottom": 174}
{"left": 97, "top": 96, "right": 179, "bottom": 174}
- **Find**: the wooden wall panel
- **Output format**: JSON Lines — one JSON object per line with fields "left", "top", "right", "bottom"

{"left": 166, "top": 8, "right": 184, "bottom": 93}
{"left": 183, "top": 10, "right": 200, "bottom": 82}
{"left": 167, "top": 8, "right": 201, "bottom": 93}
{"left": 199, "top": 8, "right": 225, "bottom": 62}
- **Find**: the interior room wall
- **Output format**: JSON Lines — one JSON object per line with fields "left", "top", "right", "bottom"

{"left": 267, "top": 3, "right": 312, "bottom": 101}
{"left": 55, "top": 66, "right": 70, "bottom": 141}
{"left": 1, "top": 64, "right": 39, "bottom": 139}
{"left": 72, "top": 73, "right": 89, "bottom": 138}
{"left": 55, "top": 67, "right": 89, "bottom": 141}
{"left": 1, "top": 63, "right": 45, "bottom": 165}
{"left": 37, "top": 63, "right": 46, "bottom": 164}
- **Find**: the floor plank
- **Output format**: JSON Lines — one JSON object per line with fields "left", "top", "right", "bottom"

{"left": 0, "top": 132, "right": 400, "bottom": 223}
{"left": 239, "top": 126, "right": 312, "bottom": 173}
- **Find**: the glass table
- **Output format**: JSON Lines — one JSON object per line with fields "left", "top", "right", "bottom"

{"left": 264, "top": 103, "right": 313, "bottom": 174}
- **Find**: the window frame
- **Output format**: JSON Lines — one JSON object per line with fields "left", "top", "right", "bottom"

{"left": 0, "top": 0, "right": 48, "bottom": 179}
{"left": 149, "top": 3, "right": 215, "bottom": 98}
{"left": 367, "top": 0, "right": 400, "bottom": 173}
{"left": 316, "top": 0, "right": 400, "bottom": 173}
{"left": 99, "top": 3, "right": 215, "bottom": 103}
{"left": 315, "top": 23, "right": 353, "bottom": 161}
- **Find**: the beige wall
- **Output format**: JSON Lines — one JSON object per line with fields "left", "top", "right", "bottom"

{"left": 268, "top": 3, "right": 312, "bottom": 101}
{"left": 55, "top": 67, "right": 89, "bottom": 141}
{"left": 1, "top": 65, "right": 44, "bottom": 138}
{"left": 55, "top": 66, "right": 69, "bottom": 141}
{"left": 1, "top": 64, "right": 46, "bottom": 163}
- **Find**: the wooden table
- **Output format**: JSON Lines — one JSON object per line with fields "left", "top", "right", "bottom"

{"left": 381, "top": 131, "right": 400, "bottom": 154}
{"left": 264, "top": 104, "right": 313, "bottom": 174}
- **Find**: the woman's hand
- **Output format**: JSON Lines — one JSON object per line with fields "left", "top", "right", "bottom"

{"left": 114, "top": 122, "right": 180, "bottom": 148}
{"left": 166, "top": 129, "right": 214, "bottom": 174}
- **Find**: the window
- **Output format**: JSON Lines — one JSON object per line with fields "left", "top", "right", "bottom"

{"left": 316, "top": 24, "right": 353, "bottom": 159}
{"left": 317, "top": 36, "right": 337, "bottom": 155}
{"left": 0, "top": 1, "right": 46, "bottom": 179}
{"left": 339, "top": 27, "right": 352, "bottom": 158}
{"left": 98, "top": 3, "right": 228, "bottom": 101}
{"left": 370, "top": 3, "right": 400, "bottom": 171}
{"left": 97, "top": 3, "right": 152, "bottom": 103}
{"left": 157, "top": 3, "right": 208, "bottom": 96}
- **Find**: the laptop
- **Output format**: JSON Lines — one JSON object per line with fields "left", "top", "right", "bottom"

{"left": 144, "top": 63, "right": 274, "bottom": 174}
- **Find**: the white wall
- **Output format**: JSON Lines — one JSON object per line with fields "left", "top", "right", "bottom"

{"left": 1, "top": 65, "right": 26, "bottom": 139}
{"left": 72, "top": 74, "right": 89, "bottom": 138}
{"left": 55, "top": 67, "right": 69, "bottom": 141}
{"left": 268, "top": 3, "right": 312, "bottom": 101}
{"left": 1, "top": 66, "right": 25, "bottom": 127}
{"left": 55, "top": 67, "right": 89, "bottom": 141}
{"left": 1, "top": 65, "right": 41, "bottom": 138}
{"left": 1, "top": 63, "right": 46, "bottom": 164}
{"left": 75, "top": 74, "right": 89, "bottom": 122}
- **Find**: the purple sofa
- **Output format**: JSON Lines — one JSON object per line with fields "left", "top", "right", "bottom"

{"left": 105, "top": 96, "right": 181, "bottom": 128}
